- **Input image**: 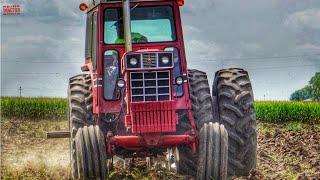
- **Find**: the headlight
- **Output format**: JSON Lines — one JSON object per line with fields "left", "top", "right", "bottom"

{"left": 130, "top": 58, "right": 138, "bottom": 66}
{"left": 161, "top": 56, "right": 170, "bottom": 64}
{"left": 175, "top": 76, "right": 184, "bottom": 85}
{"left": 126, "top": 54, "right": 141, "bottom": 69}
{"left": 158, "top": 52, "right": 173, "bottom": 67}
{"left": 117, "top": 79, "right": 126, "bottom": 88}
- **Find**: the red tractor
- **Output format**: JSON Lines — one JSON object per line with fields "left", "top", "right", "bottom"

{"left": 65, "top": 0, "right": 257, "bottom": 179}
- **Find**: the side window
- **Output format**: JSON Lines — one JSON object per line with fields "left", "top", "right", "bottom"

{"left": 104, "top": 50, "right": 120, "bottom": 100}
{"left": 85, "top": 13, "right": 93, "bottom": 59}
{"left": 92, "top": 12, "right": 98, "bottom": 70}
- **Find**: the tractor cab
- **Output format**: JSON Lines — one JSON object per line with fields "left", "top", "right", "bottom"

{"left": 81, "top": 0, "right": 190, "bottom": 135}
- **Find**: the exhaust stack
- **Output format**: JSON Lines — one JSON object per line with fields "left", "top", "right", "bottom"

{"left": 123, "top": 0, "right": 132, "bottom": 52}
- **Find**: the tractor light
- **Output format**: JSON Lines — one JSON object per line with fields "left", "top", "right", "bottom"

{"left": 79, "top": 3, "right": 88, "bottom": 11}
{"left": 126, "top": 53, "right": 141, "bottom": 69}
{"left": 117, "top": 79, "right": 126, "bottom": 88}
{"left": 175, "top": 76, "right": 184, "bottom": 85}
{"left": 161, "top": 56, "right": 170, "bottom": 65}
{"left": 176, "top": 0, "right": 185, "bottom": 6}
{"left": 129, "top": 57, "right": 138, "bottom": 66}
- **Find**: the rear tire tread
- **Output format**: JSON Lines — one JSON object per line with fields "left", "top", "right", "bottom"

{"left": 213, "top": 68, "right": 257, "bottom": 176}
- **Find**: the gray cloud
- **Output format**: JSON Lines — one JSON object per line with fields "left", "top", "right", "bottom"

{"left": 285, "top": 8, "right": 320, "bottom": 30}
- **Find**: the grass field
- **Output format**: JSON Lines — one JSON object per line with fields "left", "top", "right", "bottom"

{"left": 1, "top": 97, "right": 319, "bottom": 123}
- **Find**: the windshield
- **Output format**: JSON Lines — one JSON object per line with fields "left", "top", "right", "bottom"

{"left": 104, "top": 6, "right": 176, "bottom": 44}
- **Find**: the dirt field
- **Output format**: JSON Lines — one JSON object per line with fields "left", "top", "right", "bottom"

{"left": 1, "top": 119, "right": 319, "bottom": 179}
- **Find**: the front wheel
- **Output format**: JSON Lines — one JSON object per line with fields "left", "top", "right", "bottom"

{"left": 213, "top": 68, "right": 257, "bottom": 176}
{"left": 175, "top": 69, "right": 216, "bottom": 177}
{"left": 68, "top": 74, "right": 94, "bottom": 179}
{"left": 73, "top": 126, "right": 107, "bottom": 179}
{"left": 197, "top": 122, "right": 228, "bottom": 180}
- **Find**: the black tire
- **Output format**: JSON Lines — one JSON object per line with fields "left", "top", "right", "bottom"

{"left": 213, "top": 68, "right": 257, "bottom": 176}
{"left": 175, "top": 112, "right": 198, "bottom": 177}
{"left": 197, "top": 122, "right": 228, "bottom": 180}
{"left": 188, "top": 69, "right": 216, "bottom": 127}
{"left": 68, "top": 74, "right": 94, "bottom": 130}
{"left": 176, "top": 69, "right": 216, "bottom": 177}
{"left": 75, "top": 125, "right": 107, "bottom": 179}
{"left": 68, "top": 74, "right": 94, "bottom": 179}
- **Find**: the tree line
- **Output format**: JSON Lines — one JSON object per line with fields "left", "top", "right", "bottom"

{"left": 290, "top": 72, "right": 320, "bottom": 101}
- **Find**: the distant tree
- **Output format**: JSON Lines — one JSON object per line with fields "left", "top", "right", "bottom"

{"left": 290, "top": 85, "right": 312, "bottom": 101}
{"left": 309, "top": 72, "right": 320, "bottom": 100}
{"left": 290, "top": 72, "right": 320, "bottom": 101}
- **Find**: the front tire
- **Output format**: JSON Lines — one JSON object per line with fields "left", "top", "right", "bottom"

{"left": 68, "top": 74, "right": 94, "bottom": 179}
{"left": 213, "top": 68, "right": 257, "bottom": 176}
{"left": 197, "top": 122, "right": 228, "bottom": 180}
{"left": 176, "top": 69, "right": 216, "bottom": 177}
{"left": 74, "top": 126, "right": 107, "bottom": 179}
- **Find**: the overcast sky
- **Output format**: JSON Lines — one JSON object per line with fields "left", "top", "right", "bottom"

{"left": 1, "top": 0, "right": 320, "bottom": 100}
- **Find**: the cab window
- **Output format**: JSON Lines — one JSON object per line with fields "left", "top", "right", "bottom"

{"left": 104, "top": 6, "right": 176, "bottom": 44}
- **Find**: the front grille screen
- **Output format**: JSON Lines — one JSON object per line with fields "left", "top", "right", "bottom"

{"left": 142, "top": 53, "right": 157, "bottom": 68}
{"left": 131, "top": 71, "right": 171, "bottom": 102}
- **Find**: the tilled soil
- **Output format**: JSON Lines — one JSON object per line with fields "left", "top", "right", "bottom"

{"left": 252, "top": 123, "right": 320, "bottom": 180}
{"left": 1, "top": 119, "right": 319, "bottom": 179}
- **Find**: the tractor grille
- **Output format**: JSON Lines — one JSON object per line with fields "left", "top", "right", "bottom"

{"left": 130, "top": 71, "right": 171, "bottom": 102}
{"left": 130, "top": 101, "right": 177, "bottom": 134}
{"left": 142, "top": 53, "right": 157, "bottom": 68}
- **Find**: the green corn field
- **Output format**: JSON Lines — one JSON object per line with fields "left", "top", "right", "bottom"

{"left": 0, "top": 97, "right": 67, "bottom": 120}
{"left": 1, "top": 97, "right": 319, "bottom": 123}
{"left": 255, "top": 101, "right": 320, "bottom": 124}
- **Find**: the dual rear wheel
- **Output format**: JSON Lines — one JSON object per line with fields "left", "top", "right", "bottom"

{"left": 176, "top": 70, "right": 228, "bottom": 179}
{"left": 177, "top": 69, "right": 257, "bottom": 179}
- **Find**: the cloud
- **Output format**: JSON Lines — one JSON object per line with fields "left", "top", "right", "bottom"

{"left": 2, "top": 0, "right": 84, "bottom": 25}
{"left": 183, "top": 0, "right": 215, "bottom": 14}
{"left": 285, "top": 8, "right": 320, "bottom": 29}
{"left": 296, "top": 43, "right": 320, "bottom": 52}
{"left": 9, "top": 35, "right": 58, "bottom": 44}
{"left": 240, "top": 42, "right": 262, "bottom": 51}
{"left": 183, "top": 25, "right": 202, "bottom": 34}
{"left": 185, "top": 40, "right": 222, "bottom": 60}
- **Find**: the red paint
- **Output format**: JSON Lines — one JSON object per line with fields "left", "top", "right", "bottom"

{"left": 81, "top": 1, "right": 198, "bottom": 154}
{"left": 130, "top": 101, "right": 177, "bottom": 134}
{"left": 109, "top": 134, "right": 196, "bottom": 150}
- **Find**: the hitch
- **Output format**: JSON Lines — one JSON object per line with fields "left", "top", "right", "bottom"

{"left": 47, "top": 131, "right": 70, "bottom": 139}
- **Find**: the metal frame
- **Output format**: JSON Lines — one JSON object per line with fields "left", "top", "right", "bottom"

{"left": 130, "top": 70, "right": 171, "bottom": 102}
{"left": 87, "top": 0, "right": 173, "bottom": 11}
{"left": 125, "top": 52, "right": 174, "bottom": 70}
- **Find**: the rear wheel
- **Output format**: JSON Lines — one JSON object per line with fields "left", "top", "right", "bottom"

{"left": 176, "top": 69, "right": 216, "bottom": 177}
{"left": 188, "top": 69, "right": 216, "bottom": 127}
{"left": 68, "top": 74, "right": 94, "bottom": 179}
{"left": 213, "top": 68, "right": 257, "bottom": 176}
